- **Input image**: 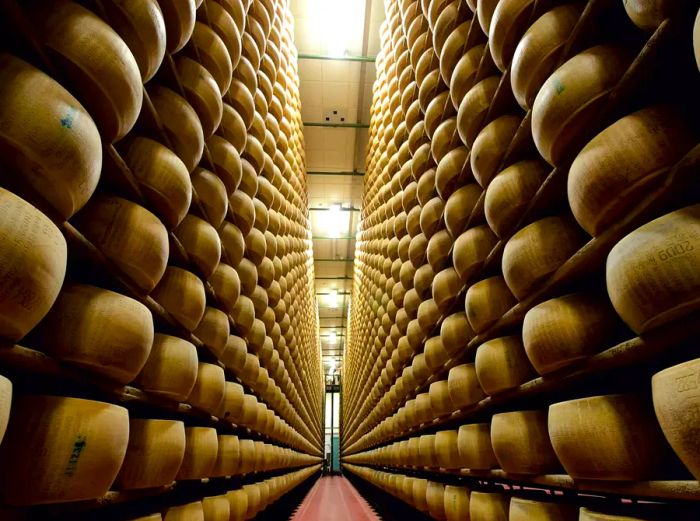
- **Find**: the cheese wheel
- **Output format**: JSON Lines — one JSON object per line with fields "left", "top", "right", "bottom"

{"left": 218, "top": 105, "right": 248, "bottom": 153}
{"left": 502, "top": 216, "right": 586, "bottom": 300}
{"left": 440, "top": 312, "right": 474, "bottom": 356}
{"left": 435, "top": 146, "right": 470, "bottom": 200}
{"left": 477, "top": 0, "right": 499, "bottom": 35}
{"left": 188, "top": 363, "right": 225, "bottom": 414}
{"left": 623, "top": 0, "right": 675, "bottom": 31}
{"left": 465, "top": 276, "right": 516, "bottom": 333}
{"left": 511, "top": 4, "right": 583, "bottom": 110}
{"left": 212, "top": 436, "right": 240, "bottom": 476}
{"left": 174, "top": 214, "right": 222, "bottom": 278}
{"left": 220, "top": 222, "right": 246, "bottom": 267}
{"left": 203, "top": 495, "right": 230, "bottom": 521}
{"left": 579, "top": 508, "right": 650, "bottom": 521}
{"left": 485, "top": 159, "right": 549, "bottom": 237}
{"left": 420, "top": 197, "right": 446, "bottom": 239}
{"left": 136, "top": 333, "right": 198, "bottom": 401}
{"left": 695, "top": 8, "right": 700, "bottom": 71}
{"left": 453, "top": 225, "right": 499, "bottom": 283}
{"left": 439, "top": 19, "right": 470, "bottom": 86}
{"left": 435, "top": 430, "right": 460, "bottom": 468}
{"left": 217, "top": 380, "right": 245, "bottom": 422}
{"left": 509, "top": 497, "right": 578, "bottom": 521}
{"left": 444, "top": 184, "right": 482, "bottom": 238}
{"left": 206, "top": 135, "right": 243, "bottom": 195}
{"left": 491, "top": 410, "right": 560, "bottom": 474}
{"left": 532, "top": 45, "right": 631, "bottom": 165}
{"left": 191, "top": 169, "right": 227, "bottom": 227}
{"left": 489, "top": 0, "right": 536, "bottom": 72}
{"left": 124, "top": 137, "right": 192, "bottom": 229}
{"left": 194, "top": 307, "right": 230, "bottom": 358}
{"left": 158, "top": 0, "right": 196, "bottom": 52}
{"left": 653, "top": 358, "right": 700, "bottom": 479}
{"left": 457, "top": 76, "right": 501, "bottom": 148}
{"left": 448, "top": 364, "right": 485, "bottom": 409}
{"left": 418, "top": 298, "right": 441, "bottom": 332}
{"left": 471, "top": 115, "right": 522, "bottom": 188}
{"left": 176, "top": 56, "right": 223, "bottom": 138}
{"left": 475, "top": 336, "right": 535, "bottom": 394}
{"left": 457, "top": 423, "right": 498, "bottom": 469}
{"left": 0, "top": 55, "right": 101, "bottom": 220}
{"left": 523, "top": 293, "right": 617, "bottom": 375}
{"left": 0, "top": 375, "right": 11, "bottom": 446}
{"left": 151, "top": 267, "right": 206, "bottom": 331}
{"left": 176, "top": 427, "right": 218, "bottom": 480}
{"left": 149, "top": 85, "right": 204, "bottom": 172}
{"left": 202, "top": 1, "right": 242, "bottom": 69}
{"left": 429, "top": 380, "right": 455, "bottom": 416}
{"left": 416, "top": 394, "right": 436, "bottom": 426}
{"left": 39, "top": 283, "right": 153, "bottom": 384}
{"left": 186, "top": 22, "right": 232, "bottom": 94}
{"left": 75, "top": 195, "right": 168, "bottom": 292}
{"left": 0, "top": 190, "right": 67, "bottom": 342}
{"left": 115, "top": 419, "right": 186, "bottom": 490}
{"left": 229, "top": 191, "right": 256, "bottom": 235}
{"left": 226, "top": 489, "right": 249, "bottom": 521}
{"left": 165, "top": 502, "right": 204, "bottom": 521}
{"left": 444, "top": 485, "right": 470, "bottom": 521}
{"left": 237, "top": 258, "right": 258, "bottom": 295}
{"left": 450, "top": 44, "right": 486, "bottom": 111}
{"left": 0, "top": 395, "right": 129, "bottom": 505}
{"left": 425, "top": 335, "right": 449, "bottom": 370}
{"left": 40, "top": 1, "right": 143, "bottom": 142}
{"left": 101, "top": 0, "right": 166, "bottom": 83}
{"left": 548, "top": 394, "right": 666, "bottom": 480}
{"left": 470, "top": 492, "right": 508, "bottom": 521}
{"left": 231, "top": 295, "right": 255, "bottom": 333}
{"left": 427, "top": 230, "right": 453, "bottom": 272}
{"left": 568, "top": 106, "right": 697, "bottom": 236}
{"left": 432, "top": 267, "right": 461, "bottom": 310}
{"left": 413, "top": 478, "right": 430, "bottom": 511}
{"left": 427, "top": 481, "right": 447, "bottom": 520}
{"left": 606, "top": 205, "right": 700, "bottom": 333}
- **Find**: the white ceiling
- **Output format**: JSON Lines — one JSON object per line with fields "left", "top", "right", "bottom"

{"left": 290, "top": 0, "right": 385, "bottom": 373}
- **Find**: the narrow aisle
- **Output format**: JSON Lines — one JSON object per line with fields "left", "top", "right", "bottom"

{"left": 290, "top": 476, "right": 381, "bottom": 521}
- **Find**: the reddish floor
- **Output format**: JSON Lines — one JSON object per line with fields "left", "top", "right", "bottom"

{"left": 290, "top": 476, "right": 380, "bottom": 521}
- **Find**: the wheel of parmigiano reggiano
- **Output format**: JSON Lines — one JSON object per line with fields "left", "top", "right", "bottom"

{"left": 427, "top": 481, "right": 447, "bottom": 520}
{"left": 176, "top": 56, "right": 223, "bottom": 138}
{"left": 219, "top": 104, "right": 248, "bottom": 153}
{"left": 548, "top": 394, "right": 666, "bottom": 480}
{"left": 450, "top": 44, "right": 486, "bottom": 110}
{"left": 457, "top": 76, "right": 501, "bottom": 148}
{"left": 194, "top": 307, "right": 229, "bottom": 358}
{"left": 509, "top": 498, "right": 578, "bottom": 521}
{"left": 444, "top": 485, "right": 470, "bottom": 521}
{"left": 115, "top": 419, "right": 185, "bottom": 490}
{"left": 203, "top": 2, "right": 242, "bottom": 68}
{"left": 217, "top": 381, "right": 245, "bottom": 422}
{"left": 435, "top": 430, "right": 460, "bottom": 468}
{"left": 228, "top": 80, "right": 255, "bottom": 129}
{"left": 432, "top": 267, "right": 461, "bottom": 310}
{"left": 485, "top": 159, "right": 548, "bottom": 237}
{"left": 0, "top": 375, "right": 11, "bottom": 445}
{"left": 75, "top": 195, "right": 168, "bottom": 292}
{"left": 440, "top": 311, "right": 473, "bottom": 356}
{"left": 0, "top": 190, "right": 66, "bottom": 342}
{"left": 502, "top": 216, "right": 586, "bottom": 300}
{"left": 176, "top": 427, "right": 218, "bottom": 480}
{"left": 219, "top": 222, "right": 246, "bottom": 267}
{"left": 475, "top": 336, "right": 535, "bottom": 394}
{"left": 124, "top": 137, "right": 192, "bottom": 229}
{"left": 489, "top": 0, "right": 536, "bottom": 72}
{"left": 465, "top": 276, "right": 516, "bottom": 333}
{"left": 568, "top": 106, "right": 697, "bottom": 236}
{"left": 203, "top": 495, "right": 230, "bottom": 521}
{"left": 429, "top": 380, "right": 455, "bottom": 417}
{"left": 606, "top": 205, "right": 700, "bottom": 333}
{"left": 136, "top": 333, "right": 198, "bottom": 401}
{"left": 532, "top": 45, "right": 631, "bottom": 166}
{"left": 206, "top": 135, "right": 243, "bottom": 195}
{"left": 457, "top": 423, "right": 497, "bottom": 469}
{"left": 39, "top": 283, "right": 153, "bottom": 384}
{"left": 471, "top": 115, "right": 521, "bottom": 188}
{"left": 213, "top": 435, "right": 240, "bottom": 476}
{"left": 579, "top": 508, "right": 650, "bottom": 521}
{"left": 491, "top": 410, "right": 560, "bottom": 474}
{"left": 244, "top": 483, "right": 262, "bottom": 517}
{"left": 0, "top": 55, "right": 101, "bottom": 220}
{"left": 226, "top": 489, "right": 249, "bottom": 521}
{"left": 151, "top": 267, "right": 206, "bottom": 331}
{"left": 0, "top": 395, "right": 129, "bottom": 505}
{"left": 477, "top": 0, "right": 499, "bottom": 35}
{"left": 174, "top": 214, "right": 221, "bottom": 278}
{"left": 101, "top": 0, "right": 166, "bottom": 83}
{"left": 470, "top": 492, "right": 509, "bottom": 521}
{"left": 511, "top": 4, "right": 583, "bottom": 110}
{"left": 412, "top": 478, "right": 430, "bottom": 511}
{"left": 439, "top": 20, "right": 470, "bottom": 87}
{"left": 186, "top": 22, "right": 232, "bottom": 94}
{"left": 40, "top": 1, "right": 143, "bottom": 142}
{"left": 165, "top": 502, "right": 204, "bottom": 521}
{"left": 445, "top": 184, "right": 482, "bottom": 238}
{"left": 623, "top": 0, "right": 675, "bottom": 31}
{"left": 158, "top": 0, "right": 196, "bottom": 52}
{"left": 188, "top": 363, "right": 225, "bottom": 414}
{"left": 230, "top": 191, "right": 256, "bottom": 236}
{"left": 652, "top": 358, "right": 700, "bottom": 480}
{"left": 149, "top": 86, "right": 204, "bottom": 172}
{"left": 237, "top": 258, "right": 258, "bottom": 295}
{"left": 435, "top": 147, "right": 469, "bottom": 201}
{"left": 522, "top": 293, "right": 617, "bottom": 375}
{"left": 453, "top": 225, "right": 498, "bottom": 284}
{"left": 448, "top": 364, "right": 485, "bottom": 410}
{"left": 231, "top": 295, "right": 255, "bottom": 334}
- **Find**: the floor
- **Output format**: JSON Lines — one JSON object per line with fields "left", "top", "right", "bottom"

{"left": 290, "top": 476, "right": 381, "bottom": 521}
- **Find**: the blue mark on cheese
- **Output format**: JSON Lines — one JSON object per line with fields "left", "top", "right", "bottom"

{"left": 60, "top": 107, "right": 77, "bottom": 129}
